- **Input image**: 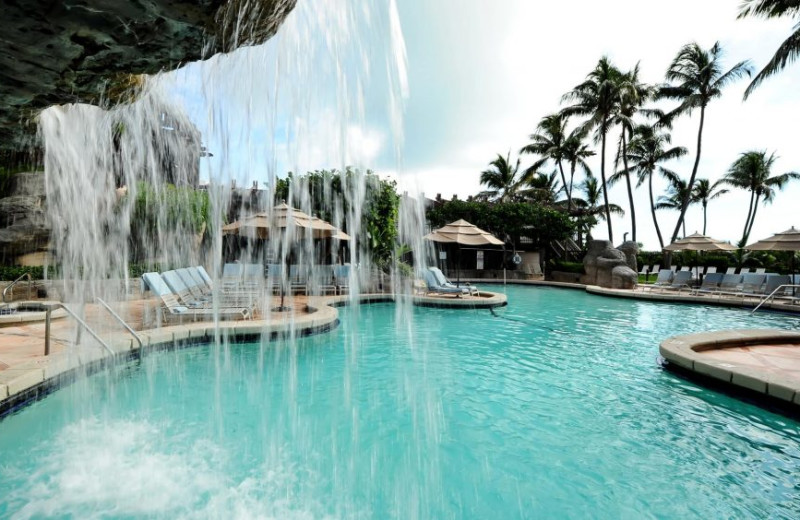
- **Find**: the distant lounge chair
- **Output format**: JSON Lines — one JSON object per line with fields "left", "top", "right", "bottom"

{"left": 308, "top": 265, "right": 337, "bottom": 296}
{"left": 163, "top": 270, "right": 207, "bottom": 308}
{"left": 692, "top": 272, "right": 723, "bottom": 295}
{"left": 648, "top": 264, "right": 660, "bottom": 282}
{"left": 423, "top": 269, "right": 467, "bottom": 296}
{"left": 755, "top": 267, "right": 766, "bottom": 274}
{"left": 333, "top": 265, "right": 351, "bottom": 295}
{"left": 663, "top": 270, "right": 693, "bottom": 292}
{"left": 764, "top": 275, "right": 792, "bottom": 299}
{"left": 638, "top": 264, "right": 650, "bottom": 276}
{"left": 428, "top": 267, "right": 478, "bottom": 295}
{"left": 715, "top": 274, "right": 743, "bottom": 294}
{"left": 650, "top": 269, "right": 674, "bottom": 288}
{"left": 705, "top": 266, "right": 717, "bottom": 274}
{"left": 289, "top": 264, "right": 308, "bottom": 295}
{"left": 725, "top": 267, "right": 736, "bottom": 275}
{"left": 679, "top": 266, "right": 690, "bottom": 272}
{"left": 739, "top": 273, "right": 767, "bottom": 295}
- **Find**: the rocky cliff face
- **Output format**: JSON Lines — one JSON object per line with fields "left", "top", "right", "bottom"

{"left": 0, "top": 0, "right": 296, "bottom": 148}
{"left": 0, "top": 172, "right": 49, "bottom": 262}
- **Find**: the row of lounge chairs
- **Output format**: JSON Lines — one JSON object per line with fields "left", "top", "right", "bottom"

{"left": 221, "top": 263, "right": 352, "bottom": 296}
{"left": 142, "top": 267, "right": 253, "bottom": 321}
{"left": 648, "top": 269, "right": 800, "bottom": 302}
{"left": 640, "top": 264, "right": 769, "bottom": 277}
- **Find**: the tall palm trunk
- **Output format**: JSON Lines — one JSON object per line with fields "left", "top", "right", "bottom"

{"left": 568, "top": 163, "right": 576, "bottom": 214}
{"left": 648, "top": 171, "right": 664, "bottom": 249}
{"left": 621, "top": 132, "right": 636, "bottom": 242}
{"left": 744, "top": 193, "right": 761, "bottom": 244}
{"left": 671, "top": 104, "right": 705, "bottom": 243}
{"left": 600, "top": 129, "right": 613, "bottom": 242}
{"left": 702, "top": 202, "right": 708, "bottom": 235}
{"left": 740, "top": 190, "right": 756, "bottom": 245}
{"left": 556, "top": 160, "right": 569, "bottom": 210}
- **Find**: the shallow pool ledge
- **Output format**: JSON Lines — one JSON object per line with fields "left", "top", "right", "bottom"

{"left": 660, "top": 329, "right": 800, "bottom": 407}
{"left": 1, "top": 291, "right": 507, "bottom": 416}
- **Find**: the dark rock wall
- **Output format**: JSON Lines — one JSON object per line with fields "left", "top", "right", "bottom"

{"left": 0, "top": 0, "right": 296, "bottom": 148}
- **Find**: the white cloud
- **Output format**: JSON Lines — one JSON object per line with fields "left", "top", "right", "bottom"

{"left": 392, "top": 0, "right": 800, "bottom": 249}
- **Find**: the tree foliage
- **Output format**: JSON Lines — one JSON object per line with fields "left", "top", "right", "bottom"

{"left": 426, "top": 200, "right": 574, "bottom": 247}
{"left": 277, "top": 167, "right": 400, "bottom": 266}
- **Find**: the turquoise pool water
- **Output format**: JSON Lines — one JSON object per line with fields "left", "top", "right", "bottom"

{"left": 2, "top": 286, "right": 800, "bottom": 518}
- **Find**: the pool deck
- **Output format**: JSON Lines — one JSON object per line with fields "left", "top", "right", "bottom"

{"left": 660, "top": 329, "right": 800, "bottom": 406}
{"left": 0, "top": 290, "right": 506, "bottom": 414}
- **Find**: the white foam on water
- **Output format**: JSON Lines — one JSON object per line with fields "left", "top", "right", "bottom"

{"left": 4, "top": 418, "right": 334, "bottom": 519}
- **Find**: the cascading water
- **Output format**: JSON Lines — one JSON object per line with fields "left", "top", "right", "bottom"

{"left": 22, "top": 0, "right": 454, "bottom": 516}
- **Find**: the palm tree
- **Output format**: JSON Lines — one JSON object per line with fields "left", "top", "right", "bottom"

{"left": 721, "top": 150, "right": 800, "bottom": 245}
{"left": 611, "top": 64, "right": 657, "bottom": 243}
{"left": 738, "top": 0, "right": 800, "bottom": 98}
{"left": 572, "top": 176, "right": 624, "bottom": 245}
{"left": 691, "top": 178, "right": 728, "bottom": 235}
{"left": 562, "top": 57, "right": 624, "bottom": 242}
{"left": 479, "top": 152, "right": 522, "bottom": 202}
{"left": 520, "top": 114, "right": 570, "bottom": 206}
{"left": 520, "top": 170, "right": 562, "bottom": 206}
{"left": 659, "top": 42, "right": 751, "bottom": 245}
{"left": 620, "top": 124, "right": 686, "bottom": 249}
{"left": 655, "top": 177, "right": 693, "bottom": 239}
{"left": 561, "top": 126, "right": 595, "bottom": 213}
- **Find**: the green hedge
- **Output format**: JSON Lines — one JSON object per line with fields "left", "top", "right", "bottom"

{"left": 549, "top": 260, "right": 584, "bottom": 274}
{"left": 0, "top": 266, "right": 53, "bottom": 281}
{"left": 0, "top": 264, "right": 165, "bottom": 281}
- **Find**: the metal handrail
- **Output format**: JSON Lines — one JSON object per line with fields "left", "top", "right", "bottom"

{"left": 96, "top": 297, "right": 143, "bottom": 355}
{"left": 44, "top": 303, "right": 116, "bottom": 357}
{"left": 2, "top": 272, "right": 33, "bottom": 303}
{"left": 751, "top": 284, "right": 800, "bottom": 314}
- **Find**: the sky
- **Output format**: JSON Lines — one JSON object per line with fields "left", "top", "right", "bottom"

{"left": 163, "top": 0, "right": 799, "bottom": 251}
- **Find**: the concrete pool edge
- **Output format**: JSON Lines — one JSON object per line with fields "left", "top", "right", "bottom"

{"left": 0, "top": 291, "right": 508, "bottom": 418}
{"left": 660, "top": 329, "right": 800, "bottom": 409}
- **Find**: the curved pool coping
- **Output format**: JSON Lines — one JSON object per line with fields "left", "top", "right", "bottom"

{"left": 660, "top": 329, "right": 800, "bottom": 407}
{"left": 0, "top": 303, "right": 68, "bottom": 327}
{"left": 0, "top": 291, "right": 507, "bottom": 417}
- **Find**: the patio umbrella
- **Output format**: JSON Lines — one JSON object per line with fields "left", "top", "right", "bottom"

{"left": 663, "top": 232, "right": 737, "bottom": 281}
{"left": 222, "top": 203, "right": 339, "bottom": 239}
{"left": 663, "top": 232, "right": 738, "bottom": 252}
{"left": 746, "top": 226, "right": 800, "bottom": 293}
{"left": 222, "top": 203, "right": 345, "bottom": 310}
{"left": 424, "top": 219, "right": 503, "bottom": 282}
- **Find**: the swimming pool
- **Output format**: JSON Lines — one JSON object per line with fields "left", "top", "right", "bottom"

{"left": 2, "top": 285, "right": 800, "bottom": 518}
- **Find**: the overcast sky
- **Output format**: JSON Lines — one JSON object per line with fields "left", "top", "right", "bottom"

{"left": 164, "top": 0, "right": 799, "bottom": 251}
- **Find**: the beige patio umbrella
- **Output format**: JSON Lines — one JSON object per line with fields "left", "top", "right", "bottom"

{"left": 424, "top": 219, "right": 504, "bottom": 282}
{"left": 746, "top": 227, "right": 800, "bottom": 290}
{"left": 424, "top": 219, "right": 504, "bottom": 247}
{"left": 663, "top": 232, "right": 738, "bottom": 252}
{"left": 663, "top": 232, "right": 737, "bottom": 280}
{"left": 222, "top": 203, "right": 346, "bottom": 309}
{"left": 222, "top": 203, "right": 339, "bottom": 239}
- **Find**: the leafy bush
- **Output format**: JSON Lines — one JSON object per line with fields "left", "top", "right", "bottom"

{"left": 426, "top": 200, "right": 574, "bottom": 247}
{"left": 0, "top": 266, "right": 54, "bottom": 281}
{"left": 549, "top": 260, "right": 584, "bottom": 274}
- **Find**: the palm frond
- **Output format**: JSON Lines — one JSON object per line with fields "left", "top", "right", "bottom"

{"left": 744, "top": 25, "right": 800, "bottom": 98}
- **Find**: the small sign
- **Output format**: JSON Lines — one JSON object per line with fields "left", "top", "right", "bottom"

{"left": 476, "top": 250, "right": 484, "bottom": 270}
{"left": 439, "top": 251, "right": 447, "bottom": 260}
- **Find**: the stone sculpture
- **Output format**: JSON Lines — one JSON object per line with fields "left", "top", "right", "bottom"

{"left": 582, "top": 239, "right": 638, "bottom": 289}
